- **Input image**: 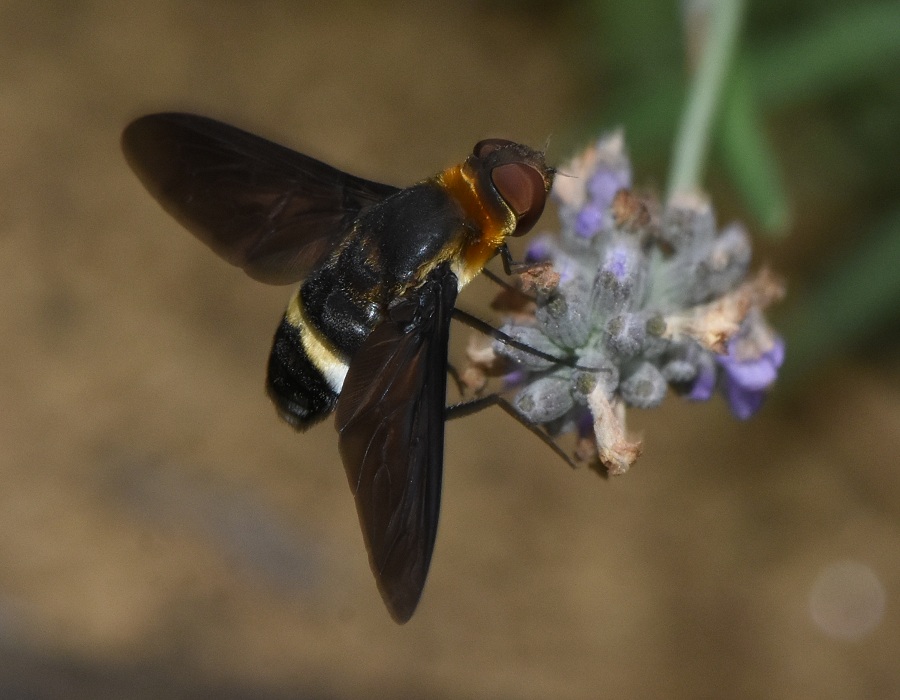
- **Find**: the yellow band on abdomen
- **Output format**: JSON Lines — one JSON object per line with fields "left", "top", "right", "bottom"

{"left": 285, "top": 291, "right": 350, "bottom": 393}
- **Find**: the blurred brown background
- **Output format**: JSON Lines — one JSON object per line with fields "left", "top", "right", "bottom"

{"left": 2, "top": 2, "right": 898, "bottom": 698}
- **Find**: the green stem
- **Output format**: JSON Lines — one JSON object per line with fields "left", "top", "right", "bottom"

{"left": 667, "top": 0, "right": 745, "bottom": 199}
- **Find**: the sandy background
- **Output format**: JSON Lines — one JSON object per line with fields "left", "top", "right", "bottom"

{"left": 2, "top": 2, "right": 898, "bottom": 698}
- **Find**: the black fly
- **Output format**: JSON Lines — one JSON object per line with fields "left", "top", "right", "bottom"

{"left": 122, "top": 113, "right": 555, "bottom": 622}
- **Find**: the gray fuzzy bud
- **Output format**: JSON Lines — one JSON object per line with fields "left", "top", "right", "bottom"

{"left": 605, "top": 312, "right": 647, "bottom": 358}
{"left": 661, "top": 359, "right": 698, "bottom": 383}
{"left": 592, "top": 241, "right": 646, "bottom": 315}
{"left": 670, "top": 223, "right": 753, "bottom": 305}
{"left": 535, "top": 275, "right": 593, "bottom": 349}
{"left": 702, "top": 223, "right": 751, "bottom": 298}
{"left": 660, "top": 196, "right": 716, "bottom": 251}
{"left": 620, "top": 362, "right": 668, "bottom": 408}
{"left": 572, "top": 348, "right": 619, "bottom": 405}
{"left": 514, "top": 376, "right": 575, "bottom": 424}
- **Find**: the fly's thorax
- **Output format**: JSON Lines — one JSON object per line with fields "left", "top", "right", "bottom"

{"left": 295, "top": 180, "right": 468, "bottom": 360}
{"left": 437, "top": 162, "right": 517, "bottom": 289}
{"left": 437, "top": 142, "right": 554, "bottom": 289}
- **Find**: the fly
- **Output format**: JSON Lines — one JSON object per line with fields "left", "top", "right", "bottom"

{"left": 122, "top": 113, "right": 555, "bottom": 622}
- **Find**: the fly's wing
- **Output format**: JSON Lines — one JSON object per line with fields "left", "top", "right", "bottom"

{"left": 335, "top": 264, "right": 458, "bottom": 623}
{"left": 121, "top": 113, "right": 400, "bottom": 285}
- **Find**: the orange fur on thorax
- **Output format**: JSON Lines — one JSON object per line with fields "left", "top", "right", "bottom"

{"left": 437, "top": 163, "right": 515, "bottom": 288}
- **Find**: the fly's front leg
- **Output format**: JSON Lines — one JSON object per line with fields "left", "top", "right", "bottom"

{"left": 499, "top": 243, "right": 540, "bottom": 276}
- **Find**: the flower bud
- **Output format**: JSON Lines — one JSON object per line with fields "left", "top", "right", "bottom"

{"left": 536, "top": 275, "right": 593, "bottom": 349}
{"left": 575, "top": 204, "right": 605, "bottom": 238}
{"left": 620, "top": 362, "right": 667, "bottom": 408}
{"left": 592, "top": 241, "right": 646, "bottom": 314}
{"left": 660, "top": 194, "right": 716, "bottom": 251}
{"left": 513, "top": 376, "right": 574, "bottom": 424}
{"left": 605, "top": 312, "right": 647, "bottom": 358}
{"left": 661, "top": 359, "right": 698, "bottom": 383}
{"left": 701, "top": 223, "right": 751, "bottom": 298}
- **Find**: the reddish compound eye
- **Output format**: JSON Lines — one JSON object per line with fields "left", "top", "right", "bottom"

{"left": 490, "top": 162, "right": 547, "bottom": 235}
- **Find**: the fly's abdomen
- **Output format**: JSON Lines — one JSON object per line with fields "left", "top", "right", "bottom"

{"left": 266, "top": 291, "right": 349, "bottom": 430}
{"left": 266, "top": 182, "right": 466, "bottom": 431}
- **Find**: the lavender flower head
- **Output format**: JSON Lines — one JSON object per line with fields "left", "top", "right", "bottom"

{"left": 466, "top": 133, "right": 785, "bottom": 474}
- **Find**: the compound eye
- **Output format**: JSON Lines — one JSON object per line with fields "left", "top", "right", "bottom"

{"left": 473, "top": 138, "right": 516, "bottom": 159}
{"left": 491, "top": 162, "right": 547, "bottom": 235}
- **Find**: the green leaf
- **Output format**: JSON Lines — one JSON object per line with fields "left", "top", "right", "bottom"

{"left": 717, "top": 64, "right": 791, "bottom": 235}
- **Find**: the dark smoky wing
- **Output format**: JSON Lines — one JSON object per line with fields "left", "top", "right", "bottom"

{"left": 121, "top": 112, "right": 400, "bottom": 285}
{"left": 335, "top": 264, "right": 458, "bottom": 623}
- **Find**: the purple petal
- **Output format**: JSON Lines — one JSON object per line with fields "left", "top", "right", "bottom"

{"left": 525, "top": 237, "right": 552, "bottom": 262}
{"left": 503, "top": 369, "right": 526, "bottom": 388}
{"left": 767, "top": 337, "right": 786, "bottom": 368}
{"left": 576, "top": 408, "right": 594, "bottom": 437}
{"left": 587, "top": 169, "right": 624, "bottom": 209}
{"left": 687, "top": 362, "right": 716, "bottom": 401}
{"left": 603, "top": 247, "right": 631, "bottom": 280}
{"left": 723, "top": 379, "right": 766, "bottom": 420}
{"left": 717, "top": 335, "right": 785, "bottom": 392}
{"left": 575, "top": 204, "right": 604, "bottom": 238}
{"left": 718, "top": 354, "right": 778, "bottom": 391}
